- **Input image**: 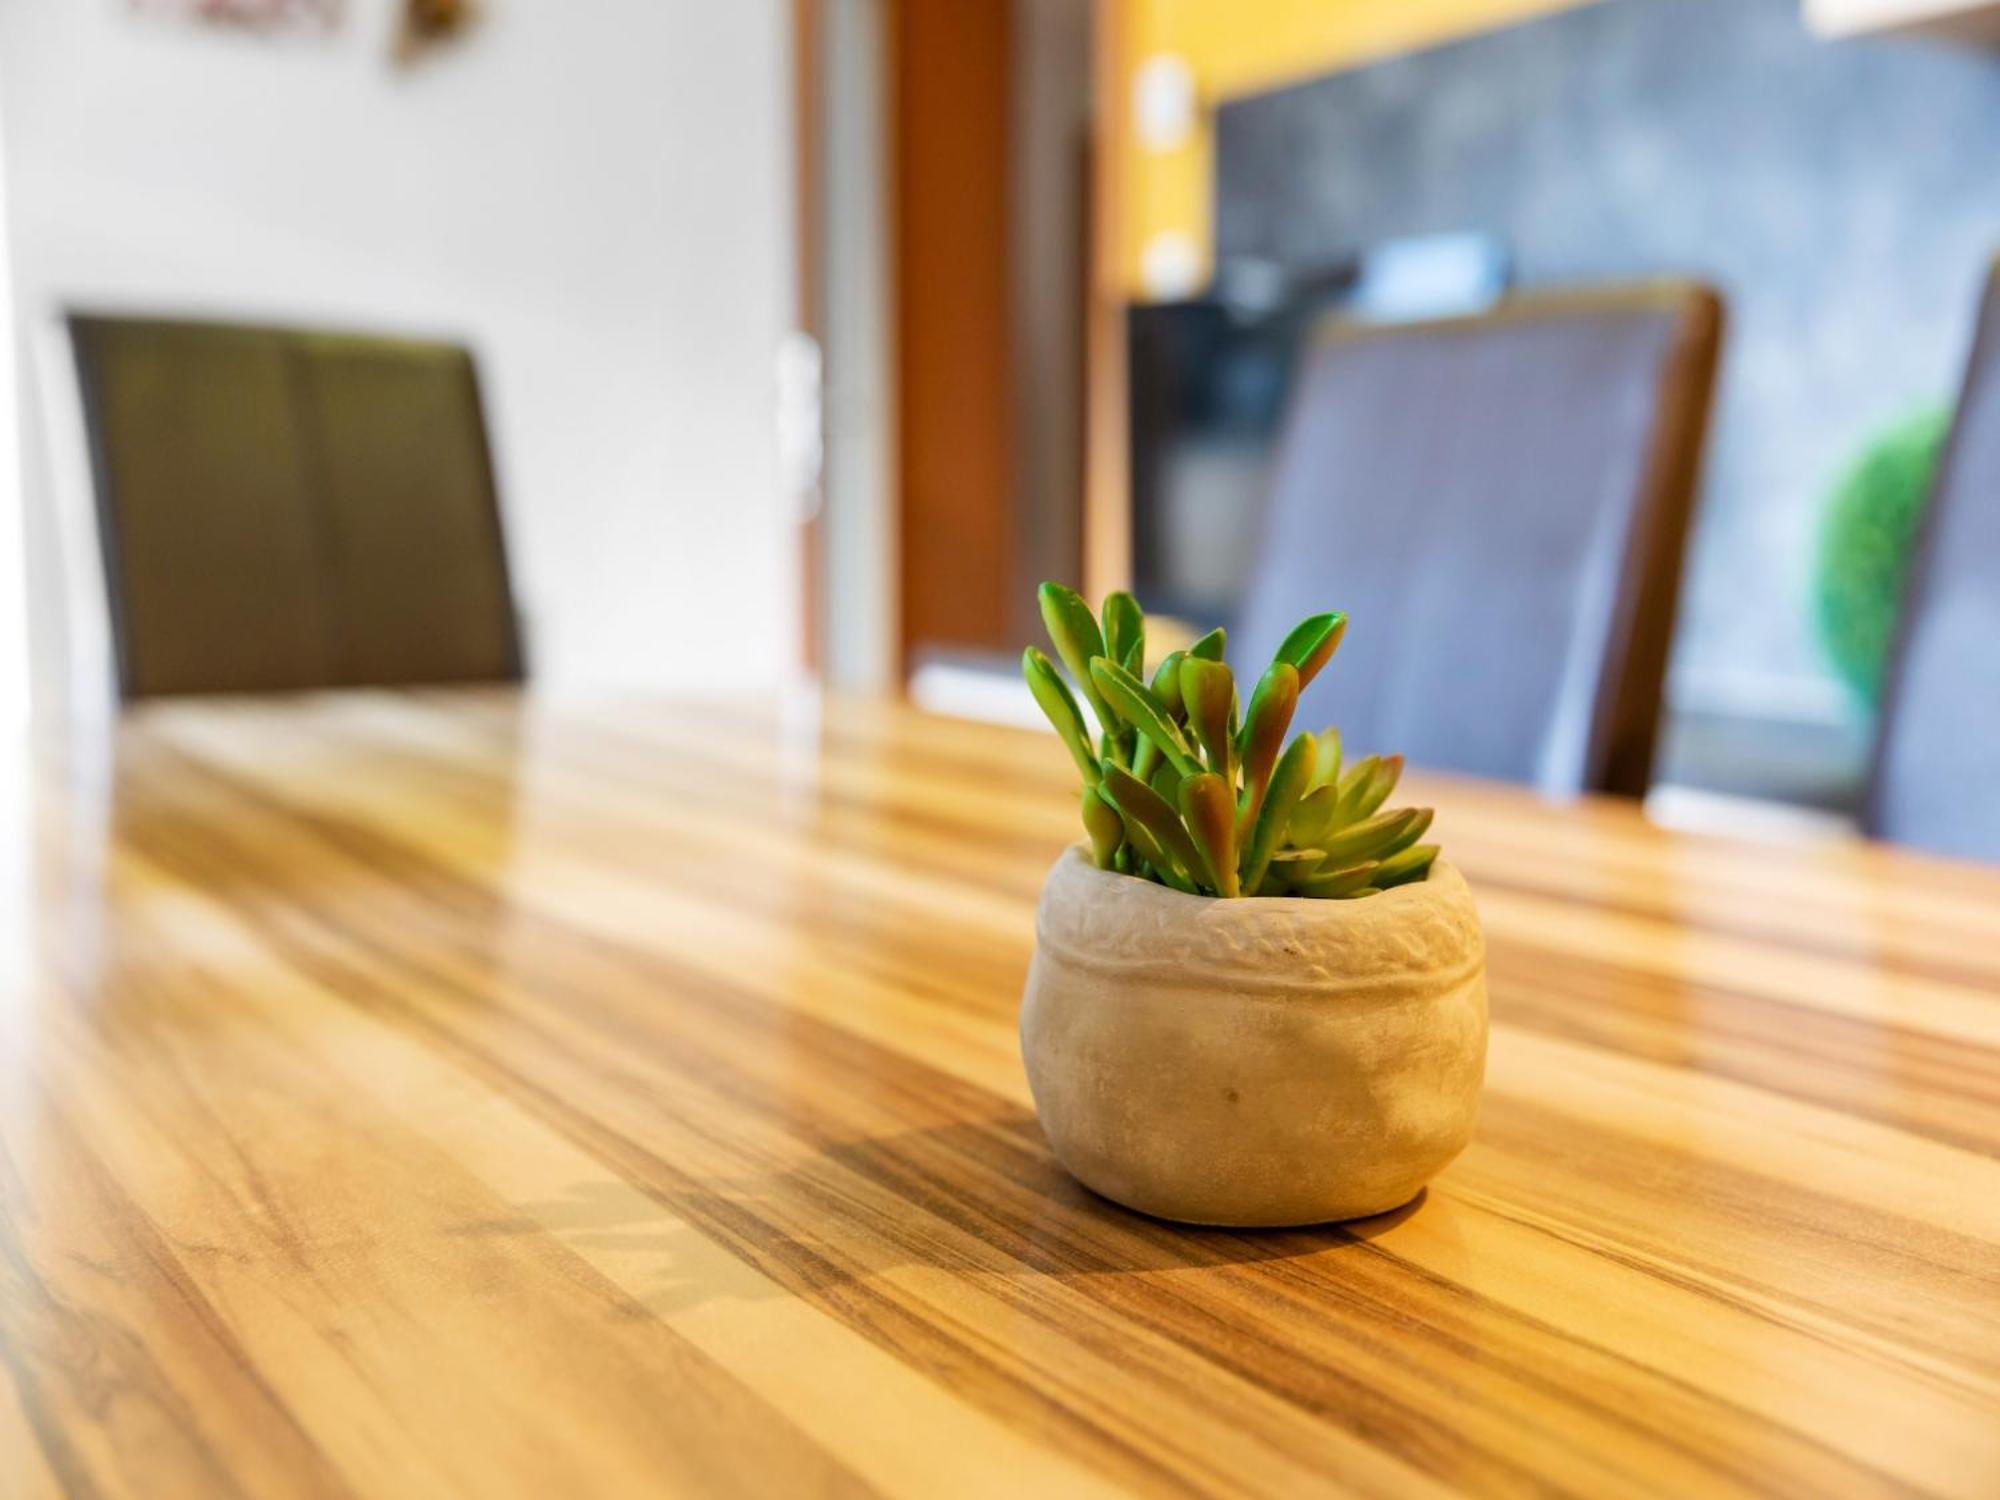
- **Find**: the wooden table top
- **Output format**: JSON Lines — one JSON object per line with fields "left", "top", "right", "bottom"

{"left": 5, "top": 690, "right": 1999, "bottom": 1500}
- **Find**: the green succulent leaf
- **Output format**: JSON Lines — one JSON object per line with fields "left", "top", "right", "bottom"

{"left": 1355, "top": 754, "right": 1405, "bottom": 819}
{"left": 1100, "top": 765, "right": 1201, "bottom": 892}
{"left": 1374, "top": 843, "right": 1439, "bottom": 889}
{"left": 1323, "top": 755, "right": 1374, "bottom": 830}
{"left": 1265, "top": 847, "right": 1327, "bottom": 891}
{"left": 1131, "top": 649, "right": 1188, "bottom": 785}
{"left": 1079, "top": 786, "right": 1124, "bottom": 870}
{"left": 1235, "top": 661, "right": 1301, "bottom": 840}
{"left": 1177, "top": 772, "right": 1239, "bottom": 897}
{"left": 1297, "top": 860, "right": 1381, "bottom": 898}
{"left": 1187, "top": 626, "right": 1226, "bottom": 661}
{"left": 1240, "top": 731, "right": 1316, "bottom": 894}
{"left": 1334, "top": 753, "right": 1404, "bottom": 826}
{"left": 1027, "top": 588, "right": 1442, "bottom": 898}
{"left": 1274, "top": 611, "right": 1347, "bottom": 688}
{"left": 1120, "top": 822, "right": 1195, "bottom": 894}
{"left": 1103, "top": 591, "right": 1145, "bottom": 676}
{"left": 1038, "top": 581, "right": 1114, "bottom": 732}
{"left": 1312, "top": 727, "right": 1342, "bottom": 790}
{"left": 1149, "top": 649, "right": 1187, "bottom": 719}
{"left": 1178, "top": 656, "right": 1237, "bottom": 786}
{"left": 1288, "top": 785, "right": 1341, "bottom": 847}
{"left": 1318, "top": 807, "right": 1423, "bottom": 867}
{"left": 1130, "top": 738, "right": 1159, "bottom": 785}
{"left": 1088, "top": 658, "right": 1200, "bottom": 777}
{"left": 1377, "top": 807, "right": 1434, "bottom": 860}
{"left": 1021, "top": 647, "right": 1099, "bottom": 785}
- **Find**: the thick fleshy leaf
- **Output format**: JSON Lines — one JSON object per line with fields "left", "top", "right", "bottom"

{"left": 1130, "top": 737, "right": 1159, "bottom": 785}
{"left": 1333, "top": 753, "right": 1403, "bottom": 826}
{"left": 1297, "top": 860, "right": 1380, "bottom": 898}
{"left": 1235, "top": 662, "right": 1301, "bottom": 841}
{"left": 1103, "top": 591, "right": 1145, "bottom": 676}
{"left": 1100, "top": 765, "right": 1202, "bottom": 891}
{"left": 1374, "top": 843, "right": 1439, "bottom": 888}
{"left": 1323, "top": 755, "right": 1376, "bottom": 829}
{"left": 1240, "top": 731, "right": 1316, "bottom": 893}
{"left": 1274, "top": 611, "right": 1347, "bottom": 688}
{"left": 1318, "top": 807, "right": 1422, "bottom": 867}
{"left": 1119, "top": 818, "right": 1194, "bottom": 894}
{"left": 1021, "top": 647, "right": 1099, "bottom": 785}
{"left": 1130, "top": 648, "right": 1187, "bottom": 784}
{"left": 1288, "top": 785, "right": 1342, "bottom": 847}
{"left": 1149, "top": 649, "right": 1187, "bottom": 719}
{"left": 1187, "top": 626, "right": 1226, "bottom": 661}
{"left": 1265, "top": 847, "right": 1326, "bottom": 891}
{"left": 1350, "top": 754, "right": 1404, "bottom": 822}
{"left": 1034, "top": 587, "right": 1445, "bottom": 899}
{"left": 1037, "top": 581, "right": 1114, "bottom": 731}
{"left": 1089, "top": 658, "right": 1200, "bottom": 777}
{"left": 1079, "top": 786, "right": 1124, "bottom": 870}
{"left": 1377, "top": 807, "right": 1434, "bottom": 860}
{"left": 1312, "top": 727, "right": 1342, "bottom": 790}
{"left": 1178, "top": 656, "right": 1237, "bottom": 786}
{"left": 1177, "top": 772, "right": 1239, "bottom": 897}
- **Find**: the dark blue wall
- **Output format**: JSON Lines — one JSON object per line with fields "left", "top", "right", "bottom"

{"left": 1216, "top": 0, "right": 2000, "bottom": 722}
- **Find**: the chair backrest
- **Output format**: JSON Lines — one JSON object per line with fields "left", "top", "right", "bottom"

{"left": 71, "top": 315, "right": 521, "bottom": 699}
{"left": 1866, "top": 261, "right": 2000, "bottom": 860}
{"left": 1235, "top": 282, "right": 1723, "bottom": 797}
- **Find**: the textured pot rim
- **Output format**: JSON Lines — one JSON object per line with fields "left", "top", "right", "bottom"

{"left": 1034, "top": 843, "right": 1484, "bottom": 999}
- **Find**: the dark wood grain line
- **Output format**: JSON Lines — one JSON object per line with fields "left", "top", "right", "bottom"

{"left": 1485, "top": 935, "right": 2000, "bottom": 1155}
{"left": 17, "top": 690, "right": 2000, "bottom": 1499}
{"left": 104, "top": 748, "right": 1224, "bottom": 1498}
{"left": 0, "top": 1087, "right": 355, "bottom": 1500}
{"left": 124, "top": 727, "right": 1992, "bottom": 1497}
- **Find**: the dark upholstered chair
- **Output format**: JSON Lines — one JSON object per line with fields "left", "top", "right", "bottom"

{"left": 1866, "top": 261, "right": 2000, "bottom": 861}
{"left": 1234, "top": 282, "right": 1723, "bottom": 798}
{"left": 71, "top": 316, "right": 520, "bottom": 699}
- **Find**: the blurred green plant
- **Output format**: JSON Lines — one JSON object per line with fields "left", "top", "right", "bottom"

{"left": 1023, "top": 584, "right": 1439, "bottom": 899}
{"left": 1814, "top": 406, "right": 1951, "bottom": 708}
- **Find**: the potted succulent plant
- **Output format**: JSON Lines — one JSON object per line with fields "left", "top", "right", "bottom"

{"left": 1019, "top": 584, "right": 1486, "bottom": 1227}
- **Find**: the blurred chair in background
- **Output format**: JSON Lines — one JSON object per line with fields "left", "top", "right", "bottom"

{"left": 71, "top": 316, "right": 520, "bottom": 699}
{"left": 1235, "top": 282, "right": 1723, "bottom": 798}
{"left": 1866, "top": 260, "right": 2000, "bottom": 862}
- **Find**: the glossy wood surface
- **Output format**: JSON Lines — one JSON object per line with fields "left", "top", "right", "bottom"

{"left": 5, "top": 690, "right": 1999, "bottom": 1499}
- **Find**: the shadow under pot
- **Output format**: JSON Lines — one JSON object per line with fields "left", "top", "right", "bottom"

{"left": 1020, "top": 845, "right": 1487, "bottom": 1228}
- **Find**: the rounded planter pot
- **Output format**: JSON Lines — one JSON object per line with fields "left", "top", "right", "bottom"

{"left": 1020, "top": 845, "right": 1487, "bottom": 1228}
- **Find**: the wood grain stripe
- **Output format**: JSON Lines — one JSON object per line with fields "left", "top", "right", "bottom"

{"left": 6, "top": 689, "right": 1998, "bottom": 1498}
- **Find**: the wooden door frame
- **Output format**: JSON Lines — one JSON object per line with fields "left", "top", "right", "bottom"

{"left": 888, "top": 0, "right": 1016, "bottom": 677}
{"left": 793, "top": 0, "right": 827, "bottom": 679}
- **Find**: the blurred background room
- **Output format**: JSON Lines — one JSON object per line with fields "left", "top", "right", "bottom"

{"left": 3, "top": 0, "right": 1999, "bottom": 843}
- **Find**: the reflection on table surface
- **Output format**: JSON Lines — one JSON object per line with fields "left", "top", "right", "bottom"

{"left": 5, "top": 688, "right": 1999, "bottom": 1500}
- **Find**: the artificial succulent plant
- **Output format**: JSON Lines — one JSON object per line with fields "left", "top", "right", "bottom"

{"left": 1023, "top": 583, "right": 1439, "bottom": 899}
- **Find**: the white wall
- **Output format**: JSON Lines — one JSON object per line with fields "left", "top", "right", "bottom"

{"left": 819, "top": 0, "right": 895, "bottom": 693}
{"left": 0, "top": 65, "right": 26, "bottom": 734}
{"left": 0, "top": 0, "right": 796, "bottom": 716}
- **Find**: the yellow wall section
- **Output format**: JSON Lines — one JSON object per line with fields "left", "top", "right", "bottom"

{"left": 1110, "top": 0, "right": 1599, "bottom": 298}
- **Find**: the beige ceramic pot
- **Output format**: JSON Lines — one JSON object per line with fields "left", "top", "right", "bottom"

{"left": 1020, "top": 845, "right": 1487, "bottom": 1227}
